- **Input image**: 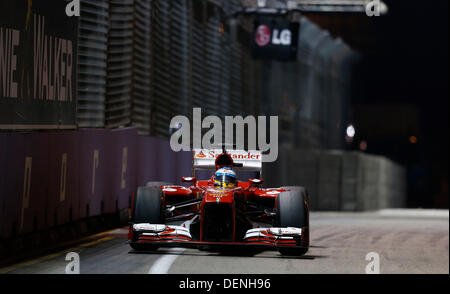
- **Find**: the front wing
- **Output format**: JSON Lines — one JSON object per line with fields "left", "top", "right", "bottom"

{"left": 129, "top": 224, "right": 307, "bottom": 251}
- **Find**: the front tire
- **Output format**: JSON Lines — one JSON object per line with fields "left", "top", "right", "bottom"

{"left": 131, "top": 186, "right": 164, "bottom": 251}
{"left": 277, "top": 186, "right": 309, "bottom": 256}
{"left": 133, "top": 186, "right": 164, "bottom": 223}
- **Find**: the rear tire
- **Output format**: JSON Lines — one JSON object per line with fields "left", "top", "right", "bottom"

{"left": 131, "top": 186, "right": 164, "bottom": 251}
{"left": 277, "top": 186, "right": 309, "bottom": 256}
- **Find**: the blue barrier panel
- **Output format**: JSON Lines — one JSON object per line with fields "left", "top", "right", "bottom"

{"left": 136, "top": 136, "right": 166, "bottom": 185}
{"left": 2, "top": 134, "right": 26, "bottom": 238}
{"left": 3, "top": 133, "right": 50, "bottom": 236}
{"left": 136, "top": 136, "right": 190, "bottom": 186}
{"left": 0, "top": 134, "right": 7, "bottom": 238}
{"left": 136, "top": 136, "right": 154, "bottom": 186}
{"left": 25, "top": 133, "right": 50, "bottom": 234}
{"left": 0, "top": 128, "right": 193, "bottom": 239}
{"left": 176, "top": 151, "right": 193, "bottom": 181}
{"left": 155, "top": 138, "right": 178, "bottom": 184}
{"left": 47, "top": 131, "right": 81, "bottom": 226}
{"left": 109, "top": 128, "right": 138, "bottom": 211}
{"left": 78, "top": 129, "right": 111, "bottom": 218}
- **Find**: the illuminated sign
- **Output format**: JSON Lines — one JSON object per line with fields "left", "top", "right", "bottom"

{"left": 252, "top": 17, "right": 299, "bottom": 62}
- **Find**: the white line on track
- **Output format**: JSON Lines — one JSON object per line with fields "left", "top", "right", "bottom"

{"left": 148, "top": 248, "right": 186, "bottom": 274}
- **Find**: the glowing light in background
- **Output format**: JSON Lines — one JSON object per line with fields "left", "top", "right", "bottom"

{"left": 409, "top": 136, "right": 418, "bottom": 144}
{"left": 360, "top": 140, "right": 368, "bottom": 151}
{"left": 346, "top": 125, "right": 355, "bottom": 138}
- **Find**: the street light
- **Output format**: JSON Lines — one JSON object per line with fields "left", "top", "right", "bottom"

{"left": 346, "top": 124, "right": 355, "bottom": 138}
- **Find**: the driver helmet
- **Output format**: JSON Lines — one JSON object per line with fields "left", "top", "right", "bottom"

{"left": 214, "top": 167, "right": 237, "bottom": 188}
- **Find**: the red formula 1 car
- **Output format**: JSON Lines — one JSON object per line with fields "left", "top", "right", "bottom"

{"left": 128, "top": 148, "right": 309, "bottom": 256}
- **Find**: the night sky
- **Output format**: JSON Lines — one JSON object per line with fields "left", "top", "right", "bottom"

{"left": 356, "top": 0, "right": 449, "bottom": 207}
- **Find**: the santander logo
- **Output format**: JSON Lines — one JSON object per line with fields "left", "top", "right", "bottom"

{"left": 255, "top": 24, "right": 271, "bottom": 47}
{"left": 196, "top": 150, "right": 260, "bottom": 160}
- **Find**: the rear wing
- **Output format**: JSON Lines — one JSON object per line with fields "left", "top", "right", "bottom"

{"left": 193, "top": 149, "right": 262, "bottom": 172}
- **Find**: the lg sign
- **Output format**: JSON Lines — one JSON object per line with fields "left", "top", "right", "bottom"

{"left": 255, "top": 24, "right": 292, "bottom": 47}
{"left": 252, "top": 18, "right": 299, "bottom": 62}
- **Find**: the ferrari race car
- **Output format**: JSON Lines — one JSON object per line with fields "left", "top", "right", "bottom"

{"left": 128, "top": 148, "right": 309, "bottom": 256}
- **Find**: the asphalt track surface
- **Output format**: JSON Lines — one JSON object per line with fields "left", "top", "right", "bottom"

{"left": 1, "top": 210, "right": 448, "bottom": 274}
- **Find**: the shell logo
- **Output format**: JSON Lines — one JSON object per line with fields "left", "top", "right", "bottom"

{"left": 196, "top": 151, "right": 207, "bottom": 158}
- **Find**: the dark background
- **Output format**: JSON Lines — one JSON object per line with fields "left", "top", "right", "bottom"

{"left": 359, "top": 0, "right": 449, "bottom": 208}
{"left": 305, "top": 0, "right": 449, "bottom": 208}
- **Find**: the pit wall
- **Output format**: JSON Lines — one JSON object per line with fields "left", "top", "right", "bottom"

{"left": 263, "top": 148, "right": 406, "bottom": 211}
{"left": 0, "top": 128, "right": 191, "bottom": 239}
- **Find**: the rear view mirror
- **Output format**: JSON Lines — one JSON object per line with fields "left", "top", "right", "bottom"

{"left": 249, "top": 178, "right": 263, "bottom": 186}
{"left": 181, "top": 177, "right": 197, "bottom": 184}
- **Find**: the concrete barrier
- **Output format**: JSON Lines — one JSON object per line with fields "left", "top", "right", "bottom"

{"left": 340, "top": 152, "right": 359, "bottom": 211}
{"left": 356, "top": 153, "right": 381, "bottom": 210}
{"left": 285, "top": 148, "right": 320, "bottom": 210}
{"left": 263, "top": 148, "right": 406, "bottom": 211}
{"left": 0, "top": 130, "right": 407, "bottom": 239}
{"left": 378, "top": 157, "right": 406, "bottom": 209}
{"left": 317, "top": 151, "right": 343, "bottom": 211}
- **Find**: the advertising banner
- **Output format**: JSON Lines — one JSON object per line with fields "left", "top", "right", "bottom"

{"left": 252, "top": 17, "right": 299, "bottom": 62}
{"left": 0, "top": 0, "right": 78, "bottom": 129}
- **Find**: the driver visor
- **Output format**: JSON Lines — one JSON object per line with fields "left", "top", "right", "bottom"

{"left": 214, "top": 174, "right": 237, "bottom": 184}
